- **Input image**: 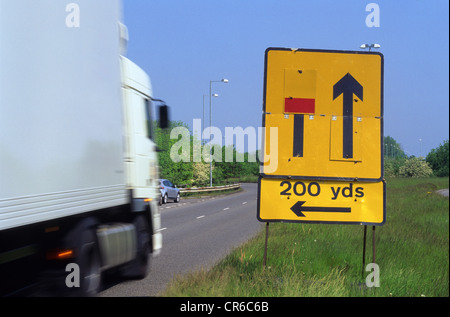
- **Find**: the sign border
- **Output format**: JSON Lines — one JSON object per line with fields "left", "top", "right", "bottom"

{"left": 261, "top": 47, "right": 384, "bottom": 182}
{"left": 257, "top": 176, "right": 386, "bottom": 226}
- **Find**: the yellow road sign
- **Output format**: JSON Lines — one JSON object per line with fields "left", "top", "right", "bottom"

{"left": 262, "top": 48, "right": 384, "bottom": 181}
{"left": 258, "top": 178, "right": 385, "bottom": 225}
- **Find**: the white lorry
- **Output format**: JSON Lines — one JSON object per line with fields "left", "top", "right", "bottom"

{"left": 0, "top": 0, "right": 166, "bottom": 296}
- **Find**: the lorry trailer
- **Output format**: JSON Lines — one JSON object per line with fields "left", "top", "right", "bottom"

{"left": 0, "top": 0, "right": 166, "bottom": 296}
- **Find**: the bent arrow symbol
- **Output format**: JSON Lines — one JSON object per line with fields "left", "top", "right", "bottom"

{"left": 333, "top": 73, "right": 363, "bottom": 159}
{"left": 290, "top": 201, "right": 351, "bottom": 218}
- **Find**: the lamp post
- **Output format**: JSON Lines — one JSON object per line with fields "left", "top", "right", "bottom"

{"left": 209, "top": 78, "right": 229, "bottom": 187}
{"left": 202, "top": 95, "right": 207, "bottom": 145}
{"left": 419, "top": 138, "right": 423, "bottom": 158}
{"left": 360, "top": 43, "right": 381, "bottom": 52}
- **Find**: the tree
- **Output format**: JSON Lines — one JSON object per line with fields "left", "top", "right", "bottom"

{"left": 214, "top": 145, "right": 260, "bottom": 182}
{"left": 153, "top": 121, "right": 193, "bottom": 186}
{"left": 384, "top": 136, "right": 407, "bottom": 159}
{"left": 426, "top": 140, "right": 449, "bottom": 177}
{"left": 383, "top": 136, "right": 407, "bottom": 177}
{"left": 153, "top": 120, "right": 261, "bottom": 186}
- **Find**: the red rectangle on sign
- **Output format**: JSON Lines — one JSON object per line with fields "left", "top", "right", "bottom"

{"left": 285, "top": 98, "right": 315, "bottom": 114}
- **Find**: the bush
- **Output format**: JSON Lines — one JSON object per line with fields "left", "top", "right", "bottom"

{"left": 384, "top": 157, "right": 406, "bottom": 177}
{"left": 192, "top": 162, "right": 210, "bottom": 186}
{"left": 398, "top": 157, "right": 433, "bottom": 178}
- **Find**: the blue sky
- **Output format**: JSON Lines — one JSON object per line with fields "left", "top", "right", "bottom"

{"left": 123, "top": 0, "right": 449, "bottom": 157}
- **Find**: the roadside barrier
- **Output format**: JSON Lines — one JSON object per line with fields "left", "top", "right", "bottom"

{"left": 179, "top": 183, "right": 241, "bottom": 194}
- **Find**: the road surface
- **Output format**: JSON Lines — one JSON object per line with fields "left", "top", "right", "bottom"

{"left": 99, "top": 183, "right": 262, "bottom": 296}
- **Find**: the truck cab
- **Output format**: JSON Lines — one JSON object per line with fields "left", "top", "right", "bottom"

{"left": 120, "top": 55, "right": 163, "bottom": 257}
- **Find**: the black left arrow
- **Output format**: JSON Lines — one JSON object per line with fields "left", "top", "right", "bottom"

{"left": 333, "top": 73, "right": 363, "bottom": 159}
{"left": 290, "top": 201, "right": 351, "bottom": 218}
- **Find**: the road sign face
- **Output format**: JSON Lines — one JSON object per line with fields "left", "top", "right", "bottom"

{"left": 258, "top": 178, "right": 385, "bottom": 225}
{"left": 262, "top": 48, "right": 384, "bottom": 181}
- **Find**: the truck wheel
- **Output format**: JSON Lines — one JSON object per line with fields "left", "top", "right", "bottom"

{"left": 76, "top": 228, "right": 101, "bottom": 296}
{"left": 123, "top": 215, "right": 150, "bottom": 279}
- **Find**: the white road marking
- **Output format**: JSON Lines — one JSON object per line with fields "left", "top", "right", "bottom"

{"left": 242, "top": 202, "right": 247, "bottom": 205}
{"left": 196, "top": 215, "right": 205, "bottom": 219}
{"left": 223, "top": 207, "right": 230, "bottom": 211}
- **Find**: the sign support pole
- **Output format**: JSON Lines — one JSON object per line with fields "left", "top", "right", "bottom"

{"left": 362, "top": 225, "right": 377, "bottom": 279}
{"left": 372, "top": 226, "right": 376, "bottom": 264}
{"left": 362, "top": 225, "right": 367, "bottom": 279}
{"left": 263, "top": 222, "right": 269, "bottom": 268}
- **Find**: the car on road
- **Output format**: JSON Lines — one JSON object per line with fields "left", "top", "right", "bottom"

{"left": 159, "top": 179, "right": 181, "bottom": 204}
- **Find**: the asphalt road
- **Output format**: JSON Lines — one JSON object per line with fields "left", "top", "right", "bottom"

{"left": 99, "top": 183, "right": 262, "bottom": 297}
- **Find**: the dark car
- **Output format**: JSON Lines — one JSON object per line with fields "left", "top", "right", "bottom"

{"left": 159, "top": 179, "right": 181, "bottom": 204}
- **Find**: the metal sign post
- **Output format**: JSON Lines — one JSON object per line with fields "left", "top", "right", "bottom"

{"left": 263, "top": 223, "right": 269, "bottom": 269}
{"left": 362, "top": 225, "right": 377, "bottom": 279}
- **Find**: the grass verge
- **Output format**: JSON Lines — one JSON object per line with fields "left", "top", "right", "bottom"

{"left": 181, "top": 187, "right": 243, "bottom": 199}
{"left": 163, "top": 177, "right": 449, "bottom": 297}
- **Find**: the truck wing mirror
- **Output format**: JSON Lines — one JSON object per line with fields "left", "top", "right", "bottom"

{"left": 158, "top": 105, "right": 169, "bottom": 129}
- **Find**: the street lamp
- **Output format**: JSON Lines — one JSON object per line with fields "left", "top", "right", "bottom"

{"left": 202, "top": 94, "right": 210, "bottom": 145}
{"left": 419, "top": 138, "right": 423, "bottom": 158}
{"left": 360, "top": 43, "right": 381, "bottom": 52}
{"left": 209, "top": 78, "right": 229, "bottom": 187}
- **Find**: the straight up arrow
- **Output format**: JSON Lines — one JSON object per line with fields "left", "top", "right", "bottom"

{"left": 333, "top": 73, "right": 363, "bottom": 159}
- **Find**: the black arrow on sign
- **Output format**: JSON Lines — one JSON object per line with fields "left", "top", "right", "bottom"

{"left": 333, "top": 73, "right": 363, "bottom": 159}
{"left": 290, "top": 201, "right": 351, "bottom": 218}
{"left": 293, "top": 114, "right": 304, "bottom": 157}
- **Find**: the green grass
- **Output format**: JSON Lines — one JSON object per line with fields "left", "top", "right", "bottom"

{"left": 181, "top": 187, "right": 242, "bottom": 199}
{"left": 225, "top": 175, "right": 259, "bottom": 183}
{"left": 163, "top": 177, "right": 449, "bottom": 297}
